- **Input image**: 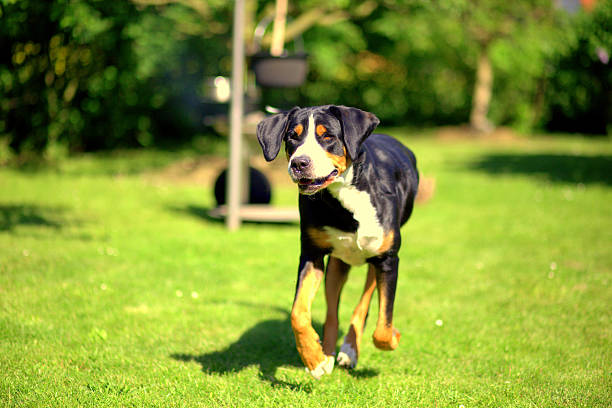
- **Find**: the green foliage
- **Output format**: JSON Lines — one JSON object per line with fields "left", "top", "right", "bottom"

{"left": 0, "top": 0, "right": 232, "bottom": 157}
{"left": 2, "top": 1, "right": 137, "bottom": 154}
{"left": 541, "top": 2, "right": 612, "bottom": 134}
{"left": 285, "top": 0, "right": 609, "bottom": 133}
{"left": 487, "top": 13, "right": 568, "bottom": 132}
{"left": 0, "top": 0, "right": 609, "bottom": 158}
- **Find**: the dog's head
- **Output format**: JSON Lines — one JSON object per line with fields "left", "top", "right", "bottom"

{"left": 256, "top": 105, "right": 380, "bottom": 195}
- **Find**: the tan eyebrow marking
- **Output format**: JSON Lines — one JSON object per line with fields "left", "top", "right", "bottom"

{"left": 294, "top": 124, "right": 304, "bottom": 136}
{"left": 316, "top": 124, "right": 327, "bottom": 136}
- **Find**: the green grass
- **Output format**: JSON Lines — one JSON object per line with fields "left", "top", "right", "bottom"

{"left": 1, "top": 134, "right": 610, "bottom": 407}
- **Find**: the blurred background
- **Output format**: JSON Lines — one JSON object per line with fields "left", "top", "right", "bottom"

{"left": 0, "top": 0, "right": 610, "bottom": 162}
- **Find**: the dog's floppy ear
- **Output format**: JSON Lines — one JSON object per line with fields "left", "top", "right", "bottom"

{"left": 329, "top": 105, "right": 380, "bottom": 161}
{"left": 256, "top": 107, "right": 299, "bottom": 161}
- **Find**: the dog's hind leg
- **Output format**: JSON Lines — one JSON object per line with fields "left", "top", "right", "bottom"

{"left": 322, "top": 256, "right": 350, "bottom": 357}
{"left": 371, "top": 256, "right": 401, "bottom": 351}
{"left": 291, "top": 255, "right": 334, "bottom": 379}
{"left": 337, "top": 265, "right": 377, "bottom": 369}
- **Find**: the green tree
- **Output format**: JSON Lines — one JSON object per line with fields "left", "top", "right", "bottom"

{"left": 428, "top": 0, "right": 560, "bottom": 132}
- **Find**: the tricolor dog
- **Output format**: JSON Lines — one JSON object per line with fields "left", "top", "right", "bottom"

{"left": 256, "top": 105, "right": 419, "bottom": 379}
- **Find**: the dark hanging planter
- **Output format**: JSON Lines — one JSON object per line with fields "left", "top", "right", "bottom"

{"left": 251, "top": 52, "right": 308, "bottom": 88}
{"left": 250, "top": 10, "right": 308, "bottom": 89}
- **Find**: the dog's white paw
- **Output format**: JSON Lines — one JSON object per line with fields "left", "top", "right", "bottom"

{"left": 337, "top": 342, "right": 357, "bottom": 369}
{"left": 305, "top": 355, "right": 334, "bottom": 380}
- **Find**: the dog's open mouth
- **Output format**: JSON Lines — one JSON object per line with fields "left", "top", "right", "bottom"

{"left": 297, "top": 169, "right": 338, "bottom": 193}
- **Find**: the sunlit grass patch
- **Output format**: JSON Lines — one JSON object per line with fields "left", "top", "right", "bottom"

{"left": 1, "top": 135, "right": 610, "bottom": 407}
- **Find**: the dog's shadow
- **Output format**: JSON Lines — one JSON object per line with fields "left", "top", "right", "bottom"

{"left": 171, "top": 306, "right": 378, "bottom": 390}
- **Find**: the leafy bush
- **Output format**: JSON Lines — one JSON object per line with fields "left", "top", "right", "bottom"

{"left": 541, "top": 2, "right": 611, "bottom": 134}
{"left": 0, "top": 0, "right": 231, "bottom": 158}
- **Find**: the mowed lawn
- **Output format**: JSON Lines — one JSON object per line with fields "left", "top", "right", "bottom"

{"left": 0, "top": 134, "right": 610, "bottom": 407}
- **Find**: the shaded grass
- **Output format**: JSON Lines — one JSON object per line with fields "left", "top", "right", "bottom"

{"left": 0, "top": 134, "right": 610, "bottom": 407}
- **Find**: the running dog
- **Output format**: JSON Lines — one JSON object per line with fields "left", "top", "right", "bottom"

{"left": 256, "top": 105, "right": 419, "bottom": 379}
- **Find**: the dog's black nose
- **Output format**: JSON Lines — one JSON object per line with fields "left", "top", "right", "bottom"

{"left": 290, "top": 156, "right": 311, "bottom": 172}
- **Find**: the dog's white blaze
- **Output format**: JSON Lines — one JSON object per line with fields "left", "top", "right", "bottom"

{"left": 288, "top": 114, "right": 335, "bottom": 179}
{"left": 326, "top": 166, "right": 385, "bottom": 266}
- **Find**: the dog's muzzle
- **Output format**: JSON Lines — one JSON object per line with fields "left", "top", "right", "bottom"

{"left": 289, "top": 155, "right": 338, "bottom": 194}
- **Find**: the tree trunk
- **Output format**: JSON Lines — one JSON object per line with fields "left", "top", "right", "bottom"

{"left": 470, "top": 46, "right": 494, "bottom": 133}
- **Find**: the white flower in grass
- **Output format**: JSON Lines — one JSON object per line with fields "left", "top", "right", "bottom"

{"left": 435, "top": 319, "right": 443, "bottom": 327}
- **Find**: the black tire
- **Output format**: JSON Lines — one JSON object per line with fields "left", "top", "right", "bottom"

{"left": 214, "top": 167, "right": 272, "bottom": 206}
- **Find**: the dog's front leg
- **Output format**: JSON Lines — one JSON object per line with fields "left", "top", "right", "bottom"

{"left": 371, "top": 255, "right": 401, "bottom": 350}
{"left": 291, "top": 255, "right": 334, "bottom": 379}
{"left": 322, "top": 256, "right": 350, "bottom": 356}
{"left": 337, "top": 265, "right": 377, "bottom": 369}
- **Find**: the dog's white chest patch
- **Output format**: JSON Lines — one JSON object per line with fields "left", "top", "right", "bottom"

{"left": 325, "top": 167, "right": 384, "bottom": 266}
{"left": 324, "top": 227, "right": 377, "bottom": 266}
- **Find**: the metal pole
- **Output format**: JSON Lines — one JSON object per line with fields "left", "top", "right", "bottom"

{"left": 227, "top": 0, "right": 245, "bottom": 231}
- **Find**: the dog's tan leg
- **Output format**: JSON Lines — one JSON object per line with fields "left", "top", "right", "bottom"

{"left": 372, "top": 256, "right": 401, "bottom": 350}
{"left": 337, "top": 265, "right": 377, "bottom": 368}
{"left": 322, "top": 256, "right": 350, "bottom": 356}
{"left": 291, "top": 256, "right": 333, "bottom": 379}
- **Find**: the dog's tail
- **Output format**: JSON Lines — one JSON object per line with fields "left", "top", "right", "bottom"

{"left": 415, "top": 176, "right": 436, "bottom": 204}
